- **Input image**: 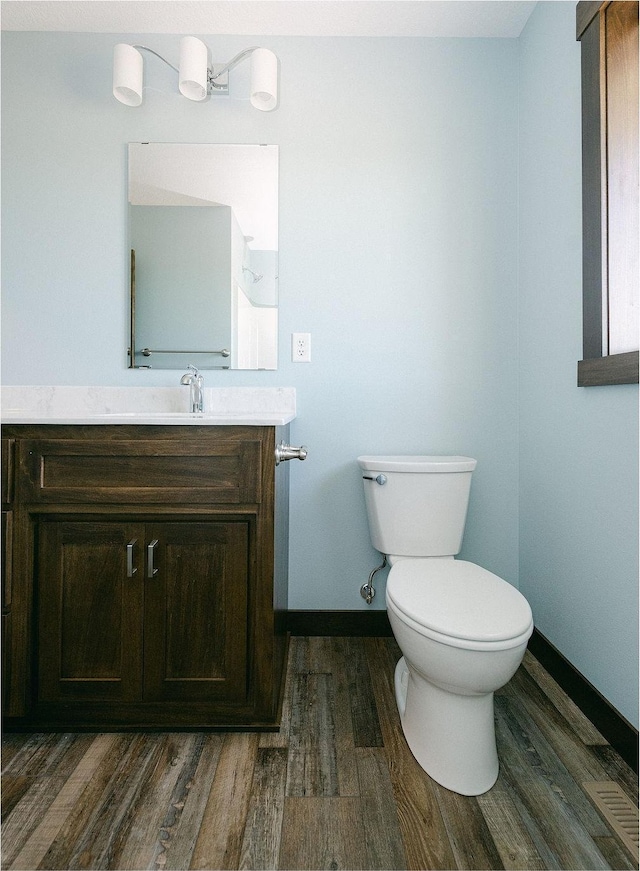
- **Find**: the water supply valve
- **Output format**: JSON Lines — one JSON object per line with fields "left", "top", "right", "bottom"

{"left": 360, "top": 555, "right": 387, "bottom": 605}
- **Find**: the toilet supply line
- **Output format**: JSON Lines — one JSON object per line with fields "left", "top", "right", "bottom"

{"left": 361, "top": 555, "right": 387, "bottom": 604}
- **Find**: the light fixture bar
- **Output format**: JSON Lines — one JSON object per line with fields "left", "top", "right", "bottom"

{"left": 132, "top": 44, "right": 178, "bottom": 74}
{"left": 113, "top": 39, "right": 278, "bottom": 110}
{"left": 210, "top": 46, "right": 260, "bottom": 81}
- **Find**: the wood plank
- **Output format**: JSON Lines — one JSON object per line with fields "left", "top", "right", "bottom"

{"left": 238, "top": 747, "right": 288, "bottom": 870}
{"left": 432, "top": 782, "right": 505, "bottom": 870}
{"left": 521, "top": 650, "right": 608, "bottom": 745}
{"left": 189, "top": 732, "right": 259, "bottom": 871}
{"left": 476, "top": 778, "right": 547, "bottom": 870}
{"left": 327, "top": 637, "right": 360, "bottom": 796}
{"left": 340, "top": 635, "right": 384, "bottom": 749}
{"left": 495, "top": 695, "right": 612, "bottom": 869}
{"left": 356, "top": 747, "right": 407, "bottom": 870}
{"left": 278, "top": 797, "right": 368, "bottom": 870}
{"left": 285, "top": 672, "right": 339, "bottom": 797}
{"left": 283, "top": 635, "right": 359, "bottom": 794}
{"left": 1, "top": 774, "right": 33, "bottom": 821}
{"left": 1, "top": 733, "right": 94, "bottom": 822}
{"left": 503, "top": 666, "right": 614, "bottom": 784}
{"left": 112, "top": 734, "right": 203, "bottom": 871}
{"left": 2, "top": 776, "right": 68, "bottom": 867}
{"left": 498, "top": 690, "right": 613, "bottom": 836}
{"left": 2, "top": 732, "right": 88, "bottom": 778}
{"left": 593, "top": 835, "right": 639, "bottom": 870}
{"left": 162, "top": 735, "right": 224, "bottom": 871}
{"left": 1, "top": 735, "right": 103, "bottom": 867}
{"left": 306, "top": 635, "right": 334, "bottom": 673}
{"left": 365, "top": 637, "right": 458, "bottom": 870}
{"left": 35, "top": 734, "right": 135, "bottom": 871}
{"left": 8, "top": 734, "right": 118, "bottom": 871}
{"left": 289, "top": 634, "right": 312, "bottom": 674}
{"left": 1, "top": 733, "right": 29, "bottom": 770}
{"left": 61, "top": 734, "right": 164, "bottom": 870}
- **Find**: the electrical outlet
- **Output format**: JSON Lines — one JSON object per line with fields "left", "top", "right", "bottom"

{"left": 292, "top": 332, "right": 311, "bottom": 362}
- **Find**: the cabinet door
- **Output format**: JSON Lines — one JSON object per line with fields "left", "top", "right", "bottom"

{"left": 37, "top": 520, "right": 145, "bottom": 703}
{"left": 143, "top": 521, "right": 249, "bottom": 703}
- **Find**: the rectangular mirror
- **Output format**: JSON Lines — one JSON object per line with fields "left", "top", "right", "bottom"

{"left": 128, "top": 143, "right": 278, "bottom": 369}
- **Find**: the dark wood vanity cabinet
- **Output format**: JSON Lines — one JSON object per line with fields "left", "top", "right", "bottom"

{"left": 1, "top": 424, "right": 290, "bottom": 730}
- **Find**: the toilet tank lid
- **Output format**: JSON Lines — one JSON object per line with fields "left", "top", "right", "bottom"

{"left": 357, "top": 455, "right": 477, "bottom": 473}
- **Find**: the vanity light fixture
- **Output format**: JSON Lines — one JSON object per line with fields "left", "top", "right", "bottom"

{"left": 113, "top": 37, "right": 278, "bottom": 110}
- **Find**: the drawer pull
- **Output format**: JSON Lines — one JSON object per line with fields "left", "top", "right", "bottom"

{"left": 126, "top": 539, "right": 138, "bottom": 577}
{"left": 147, "top": 539, "right": 159, "bottom": 578}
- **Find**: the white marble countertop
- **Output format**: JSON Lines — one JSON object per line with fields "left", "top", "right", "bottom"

{"left": 1, "top": 386, "right": 296, "bottom": 426}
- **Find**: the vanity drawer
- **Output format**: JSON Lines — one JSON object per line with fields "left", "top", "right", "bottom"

{"left": 20, "top": 438, "right": 262, "bottom": 505}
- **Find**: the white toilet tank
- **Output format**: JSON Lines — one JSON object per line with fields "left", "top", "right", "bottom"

{"left": 357, "top": 455, "right": 477, "bottom": 557}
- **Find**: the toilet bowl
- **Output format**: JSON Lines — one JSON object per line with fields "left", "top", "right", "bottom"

{"left": 387, "top": 557, "right": 533, "bottom": 795}
{"left": 357, "top": 455, "right": 533, "bottom": 796}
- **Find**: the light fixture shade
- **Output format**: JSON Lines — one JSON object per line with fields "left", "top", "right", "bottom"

{"left": 113, "top": 43, "right": 143, "bottom": 106}
{"left": 250, "top": 48, "right": 278, "bottom": 111}
{"left": 179, "top": 36, "right": 209, "bottom": 101}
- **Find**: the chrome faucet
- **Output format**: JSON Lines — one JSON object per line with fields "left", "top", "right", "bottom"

{"left": 180, "top": 364, "right": 204, "bottom": 413}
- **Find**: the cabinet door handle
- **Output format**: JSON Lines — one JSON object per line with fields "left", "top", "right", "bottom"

{"left": 126, "top": 539, "right": 138, "bottom": 577}
{"left": 147, "top": 539, "right": 159, "bottom": 578}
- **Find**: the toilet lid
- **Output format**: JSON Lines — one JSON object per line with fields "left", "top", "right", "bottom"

{"left": 386, "top": 560, "right": 533, "bottom": 643}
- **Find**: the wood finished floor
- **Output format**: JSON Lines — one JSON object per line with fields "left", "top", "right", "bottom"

{"left": 2, "top": 637, "right": 638, "bottom": 871}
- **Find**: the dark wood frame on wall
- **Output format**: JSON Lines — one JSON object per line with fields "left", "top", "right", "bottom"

{"left": 576, "top": 1, "right": 639, "bottom": 386}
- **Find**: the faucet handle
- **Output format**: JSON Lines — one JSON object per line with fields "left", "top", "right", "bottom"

{"left": 181, "top": 363, "right": 202, "bottom": 385}
{"left": 189, "top": 364, "right": 203, "bottom": 384}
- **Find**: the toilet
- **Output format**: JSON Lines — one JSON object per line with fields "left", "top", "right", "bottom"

{"left": 357, "top": 455, "right": 533, "bottom": 796}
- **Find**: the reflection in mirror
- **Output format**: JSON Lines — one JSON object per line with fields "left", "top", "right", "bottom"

{"left": 128, "top": 143, "right": 278, "bottom": 369}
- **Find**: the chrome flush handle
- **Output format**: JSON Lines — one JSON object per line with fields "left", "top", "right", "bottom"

{"left": 362, "top": 474, "right": 387, "bottom": 485}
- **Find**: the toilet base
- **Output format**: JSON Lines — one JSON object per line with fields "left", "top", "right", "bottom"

{"left": 394, "top": 657, "right": 499, "bottom": 796}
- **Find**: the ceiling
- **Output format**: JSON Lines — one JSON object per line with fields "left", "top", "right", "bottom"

{"left": 1, "top": 1, "right": 538, "bottom": 38}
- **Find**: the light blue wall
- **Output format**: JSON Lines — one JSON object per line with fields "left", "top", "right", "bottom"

{"left": 518, "top": 2, "right": 639, "bottom": 727}
{"left": 2, "top": 14, "right": 637, "bottom": 726}
{"left": 1, "top": 30, "right": 520, "bottom": 613}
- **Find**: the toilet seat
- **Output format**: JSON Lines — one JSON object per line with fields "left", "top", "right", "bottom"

{"left": 386, "top": 559, "right": 533, "bottom": 651}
